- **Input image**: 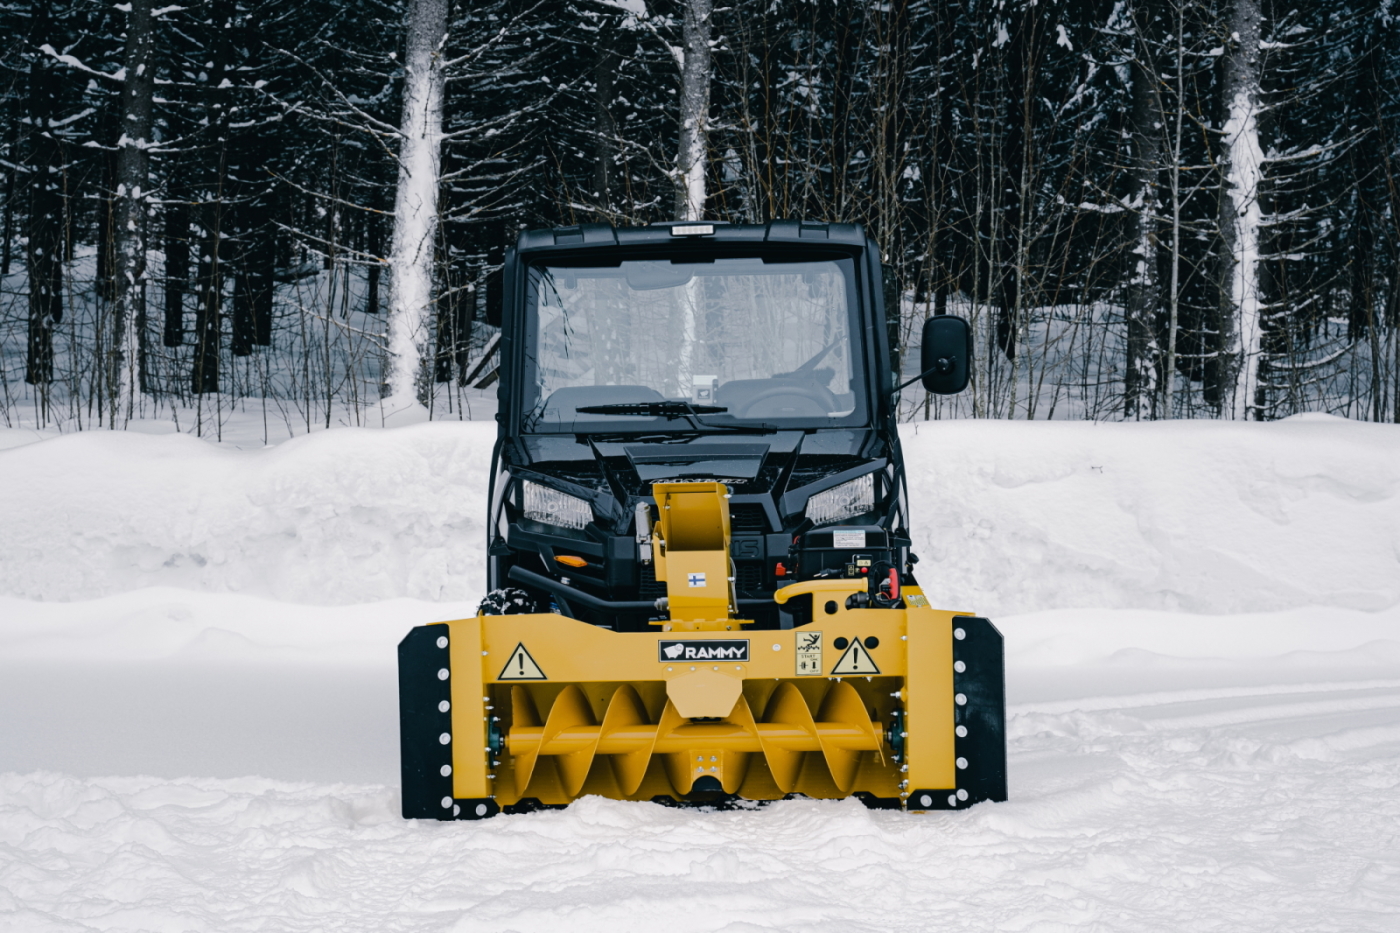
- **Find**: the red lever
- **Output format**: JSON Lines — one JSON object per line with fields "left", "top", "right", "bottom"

{"left": 887, "top": 568, "right": 900, "bottom": 600}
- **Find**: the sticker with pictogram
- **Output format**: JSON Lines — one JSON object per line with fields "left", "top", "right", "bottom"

{"left": 498, "top": 642, "right": 547, "bottom": 680}
{"left": 831, "top": 639, "right": 880, "bottom": 675}
{"left": 795, "top": 631, "right": 823, "bottom": 675}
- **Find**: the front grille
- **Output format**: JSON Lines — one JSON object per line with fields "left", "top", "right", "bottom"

{"left": 639, "top": 561, "right": 667, "bottom": 599}
{"left": 735, "top": 562, "right": 764, "bottom": 596}
{"left": 730, "top": 504, "right": 768, "bottom": 534}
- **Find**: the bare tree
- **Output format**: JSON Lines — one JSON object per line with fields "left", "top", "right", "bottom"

{"left": 675, "top": 0, "right": 712, "bottom": 220}
{"left": 23, "top": 0, "right": 65, "bottom": 399}
{"left": 111, "top": 0, "right": 155, "bottom": 423}
{"left": 1161, "top": 0, "right": 1187, "bottom": 417}
{"left": 191, "top": 0, "right": 234, "bottom": 398}
{"left": 385, "top": 0, "right": 449, "bottom": 417}
{"left": 1215, "top": 0, "right": 1264, "bottom": 418}
{"left": 1124, "top": 3, "right": 1163, "bottom": 420}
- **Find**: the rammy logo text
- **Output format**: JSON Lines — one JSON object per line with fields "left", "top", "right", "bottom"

{"left": 658, "top": 640, "right": 750, "bottom": 662}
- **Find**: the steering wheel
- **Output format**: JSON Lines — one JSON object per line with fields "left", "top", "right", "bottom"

{"left": 734, "top": 384, "right": 837, "bottom": 419}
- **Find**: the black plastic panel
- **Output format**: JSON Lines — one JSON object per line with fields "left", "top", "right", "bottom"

{"left": 454, "top": 798, "right": 501, "bottom": 820}
{"left": 729, "top": 503, "right": 769, "bottom": 533}
{"left": 398, "top": 623, "right": 455, "bottom": 820}
{"left": 951, "top": 616, "right": 1008, "bottom": 804}
{"left": 907, "top": 788, "right": 958, "bottom": 810}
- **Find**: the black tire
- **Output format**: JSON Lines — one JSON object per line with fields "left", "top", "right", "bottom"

{"left": 478, "top": 587, "right": 543, "bottom": 616}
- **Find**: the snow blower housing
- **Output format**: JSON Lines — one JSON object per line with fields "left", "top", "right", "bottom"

{"left": 399, "top": 220, "right": 1006, "bottom": 818}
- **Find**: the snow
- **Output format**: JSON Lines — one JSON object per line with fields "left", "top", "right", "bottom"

{"left": 0, "top": 423, "right": 495, "bottom": 604}
{"left": 2, "top": 414, "right": 1394, "bottom": 614}
{"left": 1, "top": 414, "right": 1398, "bottom": 931}
{"left": 903, "top": 415, "right": 1400, "bottom": 616}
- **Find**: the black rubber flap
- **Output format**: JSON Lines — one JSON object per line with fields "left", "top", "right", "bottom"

{"left": 952, "top": 616, "right": 1008, "bottom": 804}
{"left": 398, "top": 624, "right": 455, "bottom": 820}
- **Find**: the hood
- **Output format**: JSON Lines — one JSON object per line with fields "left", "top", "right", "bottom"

{"left": 514, "top": 429, "right": 881, "bottom": 533}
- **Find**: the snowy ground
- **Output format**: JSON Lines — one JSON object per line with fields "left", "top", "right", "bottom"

{"left": 1, "top": 415, "right": 1398, "bottom": 931}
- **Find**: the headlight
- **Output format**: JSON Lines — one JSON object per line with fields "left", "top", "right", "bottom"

{"left": 522, "top": 480, "right": 592, "bottom": 530}
{"left": 805, "top": 473, "right": 875, "bottom": 526}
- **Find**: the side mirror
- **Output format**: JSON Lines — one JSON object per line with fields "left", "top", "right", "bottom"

{"left": 920, "top": 315, "right": 972, "bottom": 395}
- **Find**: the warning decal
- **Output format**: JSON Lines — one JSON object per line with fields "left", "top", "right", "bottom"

{"left": 498, "top": 642, "right": 547, "bottom": 681}
{"left": 795, "top": 631, "right": 823, "bottom": 676}
{"left": 831, "top": 639, "right": 881, "bottom": 675}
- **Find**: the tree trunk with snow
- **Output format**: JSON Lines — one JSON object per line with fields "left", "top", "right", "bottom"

{"left": 190, "top": 0, "right": 233, "bottom": 397}
{"left": 1161, "top": 0, "right": 1187, "bottom": 419}
{"left": 593, "top": 34, "right": 618, "bottom": 215}
{"left": 25, "top": 0, "right": 64, "bottom": 392}
{"left": 1125, "top": 16, "right": 1163, "bottom": 420}
{"left": 1214, "top": 0, "right": 1263, "bottom": 419}
{"left": 111, "top": 0, "right": 154, "bottom": 425}
{"left": 384, "top": 0, "right": 448, "bottom": 418}
{"left": 674, "top": 0, "right": 712, "bottom": 221}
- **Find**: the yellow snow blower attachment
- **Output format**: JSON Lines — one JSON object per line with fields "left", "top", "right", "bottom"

{"left": 398, "top": 220, "right": 1004, "bottom": 819}
{"left": 399, "top": 480, "right": 1005, "bottom": 818}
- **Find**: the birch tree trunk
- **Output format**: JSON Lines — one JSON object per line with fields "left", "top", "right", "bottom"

{"left": 674, "top": 0, "right": 712, "bottom": 221}
{"left": 112, "top": 0, "right": 154, "bottom": 425}
{"left": 385, "top": 0, "right": 448, "bottom": 418}
{"left": 1125, "top": 12, "right": 1163, "bottom": 420}
{"left": 1215, "top": 0, "right": 1263, "bottom": 419}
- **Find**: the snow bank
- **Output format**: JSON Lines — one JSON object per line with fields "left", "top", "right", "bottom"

{"left": 1, "top": 414, "right": 1397, "bottom": 616}
{"left": 0, "top": 591, "right": 471, "bottom": 783}
{"left": 0, "top": 422, "right": 496, "bottom": 604}
{"left": 0, "top": 588, "right": 467, "bottom": 666}
{"left": 904, "top": 414, "right": 1400, "bottom": 615}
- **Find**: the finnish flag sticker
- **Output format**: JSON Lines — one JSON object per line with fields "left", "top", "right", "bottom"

{"left": 687, "top": 572, "right": 707, "bottom": 588}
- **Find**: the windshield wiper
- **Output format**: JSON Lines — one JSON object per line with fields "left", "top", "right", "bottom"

{"left": 576, "top": 401, "right": 727, "bottom": 417}
{"left": 574, "top": 400, "right": 776, "bottom": 435}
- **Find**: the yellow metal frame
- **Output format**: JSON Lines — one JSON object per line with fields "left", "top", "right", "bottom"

{"left": 650, "top": 481, "right": 736, "bottom": 629}
{"left": 432, "top": 584, "right": 959, "bottom": 807}
{"left": 421, "top": 481, "right": 972, "bottom": 809}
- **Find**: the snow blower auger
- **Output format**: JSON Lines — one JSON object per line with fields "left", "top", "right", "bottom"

{"left": 398, "top": 220, "right": 1007, "bottom": 819}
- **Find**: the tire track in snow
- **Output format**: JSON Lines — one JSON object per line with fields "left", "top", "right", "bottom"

{"left": 4, "top": 678, "right": 1399, "bottom": 933}
{"left": 1011, "top": 677, "right": 1400, "bottom": 716}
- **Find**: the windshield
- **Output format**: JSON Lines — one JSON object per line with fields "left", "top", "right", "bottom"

{"left": 522, "top": 255, "right": 866, "bottom": 432}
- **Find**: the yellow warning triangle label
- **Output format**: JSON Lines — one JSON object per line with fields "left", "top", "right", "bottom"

{"left": 831, "top": 640, "right": 881, "bottom": 675}
{"left": 498, "top": 642, "right": 547, "bottom": 681}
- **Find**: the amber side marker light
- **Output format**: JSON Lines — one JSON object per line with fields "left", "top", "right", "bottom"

{"left": 554, "top": 555, "right": 588, "bottom": 568}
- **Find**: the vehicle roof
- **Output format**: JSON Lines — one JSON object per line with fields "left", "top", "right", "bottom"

{"left": 515, "top": 220, "right": 868, "bottom": 253}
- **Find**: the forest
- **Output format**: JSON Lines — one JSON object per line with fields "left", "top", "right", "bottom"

{"left": 1, "top": 0, "right": 1397, "bottom": 434}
